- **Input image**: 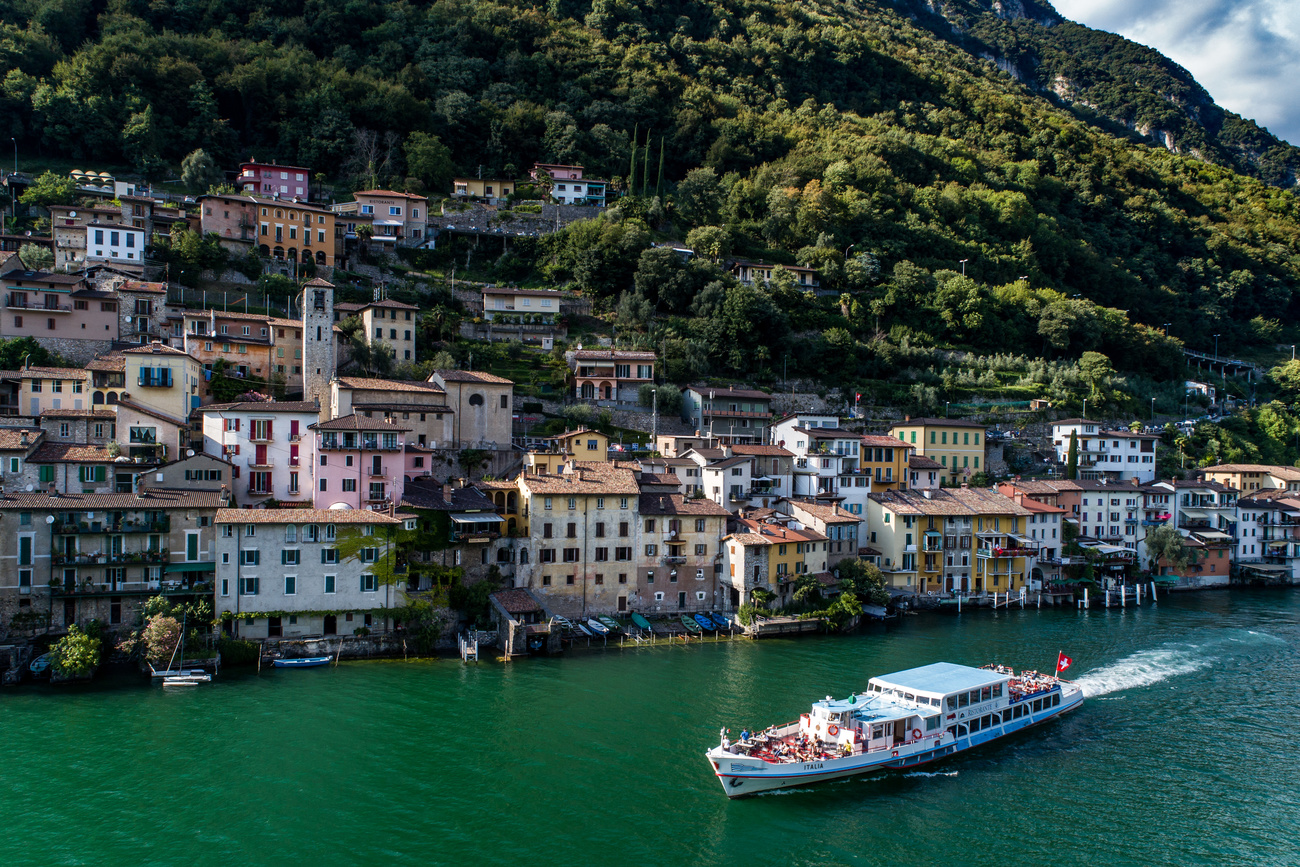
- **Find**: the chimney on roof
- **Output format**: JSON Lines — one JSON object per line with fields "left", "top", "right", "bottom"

{"left": 47, "top": 483, "right": 57, "bottom": 498}
{"left": 442, "top": 483, "right": 453, "bottom": 504}
{"left": 20, "top": 429, "right": 28, "bottom": 446}
{"left": 904, "top": 415, "right": 910, "bottom": 423}
{"left": 922, "top": 489, "right": 932, "bottom": 499}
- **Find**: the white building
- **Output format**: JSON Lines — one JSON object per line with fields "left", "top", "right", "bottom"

{"left": 771, "top": 419, "right": 869, "bottom": 515}
{"left": 199, "top": 400, "right": 320, "bottom": 507}
{"left": 1050, "top": 419, "right": 1159, "bottom": 483}
{"left": 86, "top": 223, "right": 147, "bottom": 265}
{"left": 215, "top": 507, "right": 404, "bottom": 640}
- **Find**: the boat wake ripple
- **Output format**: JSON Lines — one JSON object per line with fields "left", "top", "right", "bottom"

{"left": 1074, "top": 646, "right": 1213, "bottom": 697}
{"left": 903, "top": 771, "right": 957, "bottom": 779}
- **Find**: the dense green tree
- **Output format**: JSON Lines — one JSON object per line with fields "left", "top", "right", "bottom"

{"left": 404, "top": 132, "right": 453, "bottom": 194}
{"left": 19, "top": 171, "right": 75, "bottom": 208}
{"left": 180, "top": 148, "right": 220, "bottom": 193}
{"left": 17, "top": 242, "right": 52, "bottom": 271}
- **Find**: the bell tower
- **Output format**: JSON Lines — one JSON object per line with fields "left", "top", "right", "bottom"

{"left": 301, "top": 277, "right": 336, "bottom": 415}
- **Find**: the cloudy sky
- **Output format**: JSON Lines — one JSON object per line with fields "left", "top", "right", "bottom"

{"left": 1052, "top": 0, "right": 1300, "bottom": 144}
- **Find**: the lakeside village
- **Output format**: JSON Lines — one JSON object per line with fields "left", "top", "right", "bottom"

{"left": 0, "top": 163, "right": 1292, "bottom": 684}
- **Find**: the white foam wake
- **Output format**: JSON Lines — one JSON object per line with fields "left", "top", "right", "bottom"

{"left": 1074, "top": 646, "right": 1213, "bottom": 697}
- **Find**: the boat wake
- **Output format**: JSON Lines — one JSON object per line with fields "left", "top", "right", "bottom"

{"left": 1074, "top": 646, "right": 1213, "bottom": 697}
{"left": 903, "top": 770, "right": 957, "bottom": 779}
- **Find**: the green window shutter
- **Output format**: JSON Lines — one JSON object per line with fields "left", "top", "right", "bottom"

{"left": 39, "top": 466, "right": 54, "bottom": 483}
{"left": 96, "top": 466, "right": 106, "bottom": 482}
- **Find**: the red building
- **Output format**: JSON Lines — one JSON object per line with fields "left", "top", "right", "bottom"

{"left": 238, "top": 160, "right": 311, "bottom": 200}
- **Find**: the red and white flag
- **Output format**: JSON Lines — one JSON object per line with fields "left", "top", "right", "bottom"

{"left": 855, "top": 392, "right": 862, "bottom": 403}
{"left": 1056, "top": 652, "right": 1073, "bottom": 674}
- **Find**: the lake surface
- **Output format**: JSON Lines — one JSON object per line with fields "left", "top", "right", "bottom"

{"left": 3, "top": 590, "right": 1298, "bottom": 867}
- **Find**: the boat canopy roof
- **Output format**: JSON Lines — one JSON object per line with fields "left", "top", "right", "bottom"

{"left": 870, "top": 662, "right": 1008, "bottom": 697}
{"left": 814, "top": 693, "right": 940, "bottom": 724}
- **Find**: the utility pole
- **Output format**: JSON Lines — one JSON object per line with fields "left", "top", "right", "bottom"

{"left": 652, "top": 387, "right": 658, "bottom": 450}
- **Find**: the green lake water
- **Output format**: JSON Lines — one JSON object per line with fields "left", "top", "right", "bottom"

{"left": 3, "top": 590, "right": 1298, "bottom": 867}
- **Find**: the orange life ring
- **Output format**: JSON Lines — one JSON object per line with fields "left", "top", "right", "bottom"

{"left": 911, "top": 728, "right": 923, "bottom": 740}
{"left": 827, "top": 724, "right": 839, "bottom": 736}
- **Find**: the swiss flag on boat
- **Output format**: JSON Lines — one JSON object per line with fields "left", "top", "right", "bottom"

{"left": 1056, "top": 652, "right": 1073, "bottom": 674}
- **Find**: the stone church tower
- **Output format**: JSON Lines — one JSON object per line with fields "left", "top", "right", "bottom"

{"left": 301, "top": 277, "right": 336, "bottom": 415}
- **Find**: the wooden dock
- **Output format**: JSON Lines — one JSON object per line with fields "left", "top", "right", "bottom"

{"left": 744, "top": 615, "right": 825, "bottom": 638}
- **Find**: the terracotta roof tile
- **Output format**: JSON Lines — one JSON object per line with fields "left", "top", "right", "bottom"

{"left": 215, "top": 507, "right": 400, "bottom": 524}
{"left": 337, "top": 377, "right": 445, "bottom": 394}
{"left": 638, "top": 494, "right": 730, "bottom": 516}
{"left": 0, "top": 488, "right": 225, "bottom": 509}
{"left": 435, "top": 370, "right": 514, "bottom": 385}
{"left": 309, "top": 413, "right": 410, "bottom": 432}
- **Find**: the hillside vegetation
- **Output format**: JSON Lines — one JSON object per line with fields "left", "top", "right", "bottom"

{"left": 3, "top": 0, "right": 1299, "bottom": 402}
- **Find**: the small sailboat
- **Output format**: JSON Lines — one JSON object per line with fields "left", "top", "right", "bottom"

{"left": 272, "top": 656, "right": 331, "bottom": 668}
{"left": 158, "top": 612, "right": 211, "bottom": 687}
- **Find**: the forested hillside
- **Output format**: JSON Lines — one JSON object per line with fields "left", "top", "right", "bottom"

{"left": 3, "top": 0, "right": 1300, "bottom": 399}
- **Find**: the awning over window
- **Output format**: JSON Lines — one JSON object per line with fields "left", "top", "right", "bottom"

{"left": 164, "top": 562, "right": 216, "bottom": 573}
{"left": 450, "top": 512, "right": 505, "bottom": 524}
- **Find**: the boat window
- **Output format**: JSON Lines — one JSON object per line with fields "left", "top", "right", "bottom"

{"left": 1016, "top": 705, "right": 1025, "bottom": 718}
{"left": 926, "top": 717, "right": 939, "bottom": 731}
{"left": 1002, "top": 709, "right": 1012, "bottom": 723}
{"left": 904, "top": 692, "right": 914, "bottom": 701}
{"left": 969, "top": 690, "right": 980, "bottom": 705}
{"left": 986, "top": 715, "right": 996, "bottom": 727}
{"left": 992, "top": 684, "right": 1002, "bottom": 698}
{"left": 981, "top": 687, "right": 991, "bottom": 701}
{"left": 1033, "top": 699, "right": 1043, "bottom": 712}
{"left": 947, "top": 725, "right": 957, "bottom": 738}
{"left": 958, "top": 693, "right": 969, "bottom": 708}
{"left": 946, "top": 696, "right": 957, "bottom": 710}
{"left": 958, "top": 725, "right": 967, "bottom": 737}
{"left": 872, "top": 725, "right": 883, "bottom": 739}
{"left": 1052, "top": 694, "right": 1060, "bottom": 707}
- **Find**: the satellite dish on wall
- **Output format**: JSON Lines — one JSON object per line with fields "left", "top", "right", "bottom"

{"left": 125, "top": 315, "right": 132, "bottom": 323}
{"left": 45, "top": 515, "right": 54, "bottom": 524}
{"left": 186, "top": 449, "right": 195, "bottom": 457}
{"left": 25, "top": 484, "right": 34, "bottom": 492}
{"left": 69, "top": 211, "right": 77, "bottom": 218}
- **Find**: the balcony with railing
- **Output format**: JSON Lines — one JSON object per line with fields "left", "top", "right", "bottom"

{"left": 247, "top": 484, "right": 274, "bottom": 497}
{"left": 55, "top": 517, "right": 171, "bottom": 535}
{"left": 7, "top": 296, "right": 73, "bottom": 312}
{"left": 247, "top": 456, "right": 274, "bottom": 469}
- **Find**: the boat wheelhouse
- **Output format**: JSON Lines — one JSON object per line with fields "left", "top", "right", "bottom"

{"left": 706, "top": 661, "right": 1082, "bottom": 797}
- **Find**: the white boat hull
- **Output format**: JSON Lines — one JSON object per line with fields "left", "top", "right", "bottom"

{"left": 708, "top": 687, "right": 1083, "bottom": 797}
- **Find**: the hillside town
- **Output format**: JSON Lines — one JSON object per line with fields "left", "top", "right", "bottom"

{"left": 0, "top": 158, "right": 1292, "bottom": 670}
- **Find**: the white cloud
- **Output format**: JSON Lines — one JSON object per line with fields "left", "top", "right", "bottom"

{"left": 1051, "top": 0, "right": 1300, "bottom": 144}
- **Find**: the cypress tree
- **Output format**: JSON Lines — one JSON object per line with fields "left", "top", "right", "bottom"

{"left": 656, "top": 137, "right": 664, "bottom": 197}
{"left": 1066, "top": 429, "right": 1079, "bottom": 480}
{"left": 642, "top": 129, "right": 651, "bottom": 193}
{"left": 628, "top": 124, "right": 638, "bottom": 196}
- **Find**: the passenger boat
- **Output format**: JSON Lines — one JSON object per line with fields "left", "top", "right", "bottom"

{"left": 272, "top": 656, "right": 331, "bottom": 668}
{"left": 706, "top": 661, "right": 1083, "bottom": 797}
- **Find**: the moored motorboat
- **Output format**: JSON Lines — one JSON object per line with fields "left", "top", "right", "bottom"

{"left": 272, "top": 656, "right": 331, "bottom": 668}
{"left": 706, "top": 661, "right": 1083, "bottom": 797}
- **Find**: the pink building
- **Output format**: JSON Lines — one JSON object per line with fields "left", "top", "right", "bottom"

{"left": 310, "top": 414, "right": 409, "bottom": 510}
{"left": 238, "top": 160, "right": 311, "bottom": 200}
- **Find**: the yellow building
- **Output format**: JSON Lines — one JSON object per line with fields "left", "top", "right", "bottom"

{"left": 452, "top": 178, "right": 517, "bottom": 203}
{"left": 860, "top": 434, "right": 914, "bottom": 491}
{"left": 524, "top": 429, "right": 611, "bottom": 474}
{"left": 889, "top": 418, "right": 985, "bottom": 483}
{"left": 866, "top": 487, "right": 1034, "bottom": 594}
{"left": 721, "top": 517, "right": 827, "bottom": 608}
{"left": 1200, "top": 463, "right": 1300, "bottom": 494}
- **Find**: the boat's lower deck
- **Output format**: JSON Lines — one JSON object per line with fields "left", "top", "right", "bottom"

{"left": 709, "top": 687, "right": 1084, "bottom": 797}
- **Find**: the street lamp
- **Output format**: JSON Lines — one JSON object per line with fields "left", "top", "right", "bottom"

{"left": 9, "top": 138, "right": 14, "bottom": 174}
{"left": 1151, "top": 397, "right": 1156, "bottom": 421}
{"left": 945, "top": 401, "right": 950, "bottom": 418}
{"left": 1082, "top": 398, "right": 1086, "bottom": 420}
{"left": 1213, "top": 333, "right": 1220, "bottom": 361}
{"left": 1292, "top": 345, "right": 1295, "bottom": 361}
{"left": 1162, "top": 322, "right": 1172, "bottom": 334}
{"left": 959, "top": 259, "right": 969, "bottom": 276}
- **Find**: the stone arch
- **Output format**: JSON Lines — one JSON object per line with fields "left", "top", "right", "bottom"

{"left": 92, "top": 392, "right": 104, "bottom": 405}
{"left": 106, "top": 392, "right": 118, "bottom": 404}
{"left": 315, "top": 250, "right": 326, "bottom": 264}
{"left": 468, "top": 393, "right": 484, "bottom": 406}
{"left": 301, "top": 250, "right": 312, "bottom": 263}
{"left": 273, "top": 246, "right": 284, "bottom": 259}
